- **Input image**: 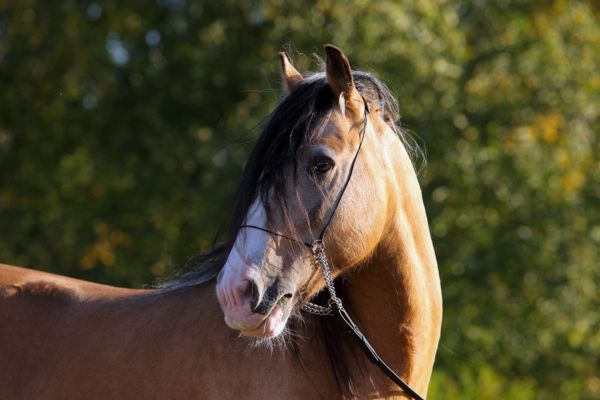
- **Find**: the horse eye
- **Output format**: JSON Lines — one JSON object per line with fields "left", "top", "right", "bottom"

{"left": 309, "top": 157, "right": 334, "bottom": 176}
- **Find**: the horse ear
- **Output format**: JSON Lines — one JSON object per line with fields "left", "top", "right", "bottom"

{"left": 325, "top": 44, "right": 360, "bottom": 114}
{"left": 279, "top": 52, "right": 303, "bottom": 93}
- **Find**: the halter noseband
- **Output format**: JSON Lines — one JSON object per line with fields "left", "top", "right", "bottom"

{"left": 239, "top": 98, "right": 424, "bottom": 400}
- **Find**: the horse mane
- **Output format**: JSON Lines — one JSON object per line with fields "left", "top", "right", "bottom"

{"left": 161, "top": 69, "right": 423, "bottom": 398}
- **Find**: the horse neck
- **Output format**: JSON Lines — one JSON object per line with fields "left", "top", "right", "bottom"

{"left": 344, "top": 137, "right": 442, "bottom": 397}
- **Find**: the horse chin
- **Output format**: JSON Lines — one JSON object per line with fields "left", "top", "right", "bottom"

{"left": 239, "top": 305, "right": 288, "bottom": 339}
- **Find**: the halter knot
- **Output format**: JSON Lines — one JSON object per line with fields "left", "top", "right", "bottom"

{"left": 309, "top": 239, "right": 324, "bottom": 254}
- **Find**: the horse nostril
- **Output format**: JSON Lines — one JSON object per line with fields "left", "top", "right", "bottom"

{"left": 275, "top": 293, "right": 293, "bottom": 308}
{"left": 248, "top": 280, "right": 260, "bottom": 311}
{"left": 251, "top": 279, "right": 282, "bottom": 315}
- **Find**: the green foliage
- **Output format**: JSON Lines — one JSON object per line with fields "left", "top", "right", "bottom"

{"left": 430, "top": 365, "right": 537, "bottom": 400}
{"left": 0, "top": 0, "right": 598, "bottom": 398}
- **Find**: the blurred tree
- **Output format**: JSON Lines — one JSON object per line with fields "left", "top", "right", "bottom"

{"left": 0, "top": 0, "right": 598, "bottom": 398}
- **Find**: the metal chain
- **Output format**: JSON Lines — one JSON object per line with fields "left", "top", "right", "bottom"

{"left": 302, "top": 302, "right": 333, "bottom": 316}
{"left": 299, "top": 242, "right": 425, "bottom": 400}
{"left": 301, "top": 241, "right": 343, "bottom": 316}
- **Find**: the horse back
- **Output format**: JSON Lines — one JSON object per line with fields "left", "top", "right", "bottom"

{"left": 0, "top": 263, "right": 144, "bottom": 297}
{"left": 0, "top": 264, "right": 149, "bottom": 399}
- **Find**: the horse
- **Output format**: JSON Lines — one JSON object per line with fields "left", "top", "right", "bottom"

{"left": 0, "top": 45, "right": 442, "bottom": 399}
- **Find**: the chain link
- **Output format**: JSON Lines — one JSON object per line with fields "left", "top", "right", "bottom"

{"left": 301, "top": 241, "right": 343, "bottom": 316}
{"left": 302, "top": 302, "right": 333, "bottom": 316}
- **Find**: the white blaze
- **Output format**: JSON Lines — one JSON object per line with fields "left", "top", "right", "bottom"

{"left": 216, "top": 200, "right": 268, "bottom": 322}
{"left": 216, "top": 199, "right": 288, "bottom": 337}
{"left": 227, "top": 198, "right": 268, "bottom": 272}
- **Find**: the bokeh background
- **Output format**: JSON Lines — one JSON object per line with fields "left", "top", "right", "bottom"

{"left": 1, "top": 0, "right": 599, "bottom": 398}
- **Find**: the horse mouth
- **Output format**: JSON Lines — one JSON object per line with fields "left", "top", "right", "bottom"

{"left": 240, "top": 303, "right": 288, "bottom": 338}
{"left": 238, "top": 294, "right": 293, "bottom": 338}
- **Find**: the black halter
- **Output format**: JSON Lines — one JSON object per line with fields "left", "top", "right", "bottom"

{"left": 240, "top": 98, "right": 424, "bottom": 400}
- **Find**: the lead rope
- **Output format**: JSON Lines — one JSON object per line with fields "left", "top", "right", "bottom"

{"left": 304, "top": 239, "right": 425, "bottom": 400}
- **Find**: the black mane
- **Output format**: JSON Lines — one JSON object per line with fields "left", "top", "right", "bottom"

{"left": 162, "top": 70, "right": 422, "bottom": 398}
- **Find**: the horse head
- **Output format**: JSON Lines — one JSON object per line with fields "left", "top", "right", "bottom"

{"left": 216, "top": 45, "right": 410, "bottom": 338}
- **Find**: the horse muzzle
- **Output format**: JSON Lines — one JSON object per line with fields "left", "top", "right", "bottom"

{"left": 216, "top": 270, "right": 293, "bottom": 338}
